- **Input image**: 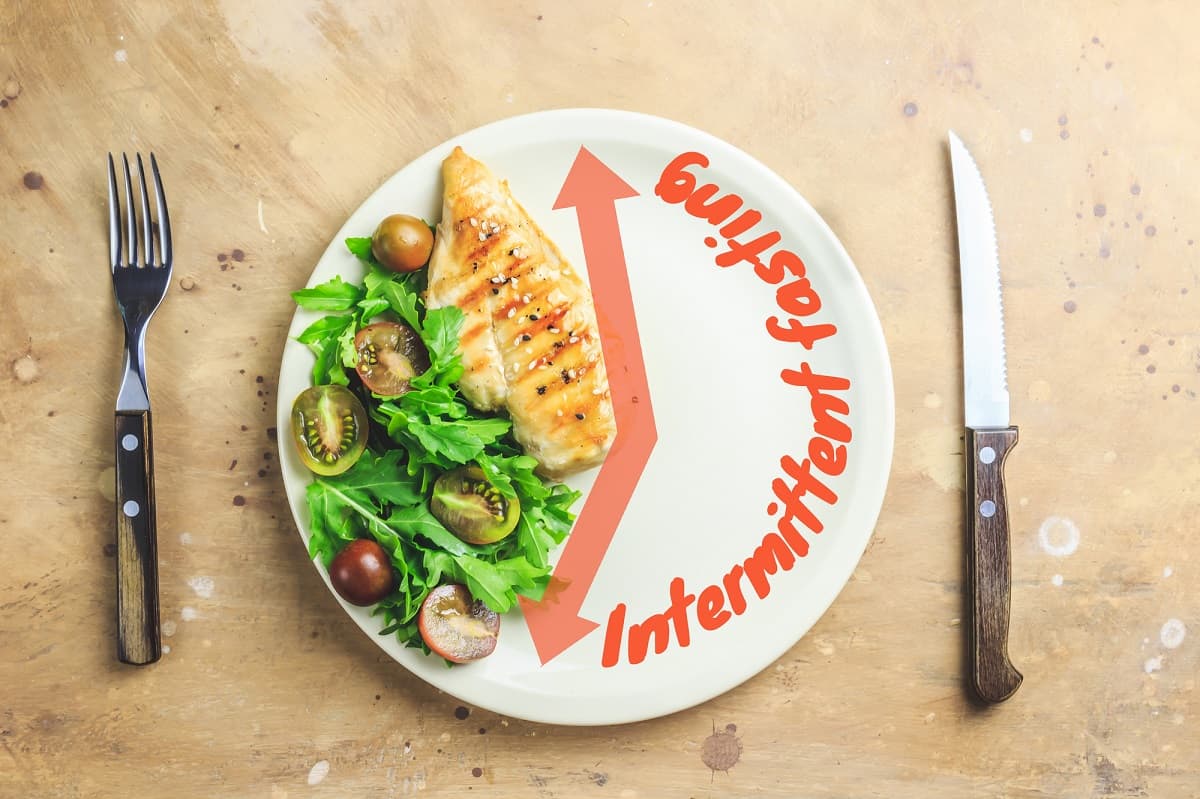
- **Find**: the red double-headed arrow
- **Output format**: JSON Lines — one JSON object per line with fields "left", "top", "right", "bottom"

{"left": 520, "top": 147, "right": 658, "bottom": 665}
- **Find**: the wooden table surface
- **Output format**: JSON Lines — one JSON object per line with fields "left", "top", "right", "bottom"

{"left": 3, "top": 2, "right": 1198, "bottom": 796}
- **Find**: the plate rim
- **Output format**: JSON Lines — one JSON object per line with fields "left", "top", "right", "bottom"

{"left": 276, "top": 107, "right": 895, "bottom": 725}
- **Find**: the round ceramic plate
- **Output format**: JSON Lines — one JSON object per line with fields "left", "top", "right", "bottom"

{"left": 278, "top": 109, "right": 893, "bottom": 726}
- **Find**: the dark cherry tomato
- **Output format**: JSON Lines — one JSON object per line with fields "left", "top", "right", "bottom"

{"left": 329, "top": 539, "right": 395, "bottom": 606}
{"left": 354, "top": 321, "right": 430, "bottom": 396}
{"left": 418, "top": 584, "right": 499, "bottom": 662}
{"left": 371, "top": 214, "right": 434, "bottom": 273}
{"left": 430, "top": 466, "right": 520, "bottom": 545}
{"left": 290, "top": 385, "right": 368, "bottom": 476}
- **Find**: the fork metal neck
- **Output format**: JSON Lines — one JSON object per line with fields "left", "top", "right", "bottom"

{"left": 116, "top": 324, "right": 150, "bottom": 411}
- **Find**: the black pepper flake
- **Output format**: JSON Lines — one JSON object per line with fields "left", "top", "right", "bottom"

{"left": 561, "top": 369, "right": 571, "bottom": 384}
{"left": 492, "top": 288, "right": 499, "bottom": 295}
{"left": 537, "top": 386, "right": 547, "bottom": 395}
{"left": 529, "top": 314, "right": 539, "bottom": 321}
{"left": 521, "top": 334, "right": 531, "bottom": 342}
{"left": 575, "top": 413, "right": 585, "bottom": 420}
{"left": 553, "top": 341, "right": 564, "bottom": 349}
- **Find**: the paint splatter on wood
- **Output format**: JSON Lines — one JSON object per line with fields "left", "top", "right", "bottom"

{"left": 701, "top": 722, "right": 742, "bottom": 775}
{"left": 1160, "top": 618, "right": 1186, "bottom": 649}
{"left": 1038, "top": 516, "right": 1080, "bottom": 557}
{"left": 307, "top": 760, "right": 330, "bottom": 785}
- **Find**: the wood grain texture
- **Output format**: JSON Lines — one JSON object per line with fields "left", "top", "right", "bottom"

{"left": 965, "top": 427, "right": 1021, "bottom": 703}
{"left": 1, "top": 1, "right": 1199, "bottom": 797}
{"left": 114, "top": 410, "right": 161, "bottom": 665}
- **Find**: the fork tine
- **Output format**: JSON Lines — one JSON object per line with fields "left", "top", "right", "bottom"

{"left": 135, "top": 154, "right": 153, "bottom": 267}
{"left": 149, "top": 154, "right": 171, "bottom": 268}
{"left": 107, "top": 154, "right": 121, "bottom": 271}
{"left": 121, "top": 153, "right": 137, "bottom": 268}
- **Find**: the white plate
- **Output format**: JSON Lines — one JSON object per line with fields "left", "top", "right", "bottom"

{"left": 277, "top": 109, "right": 893, "bottom": 726}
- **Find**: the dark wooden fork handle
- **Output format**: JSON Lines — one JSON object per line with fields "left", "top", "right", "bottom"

{"left": 966, "top": 427, "right": 1022, "bottom": 703}
{"left": 115, "top": 410, "right": 161, "bottom": 665}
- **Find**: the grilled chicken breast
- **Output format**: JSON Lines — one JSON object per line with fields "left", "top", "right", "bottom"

{"left": 426, "top": 147, "right": 616, "bottom": 479}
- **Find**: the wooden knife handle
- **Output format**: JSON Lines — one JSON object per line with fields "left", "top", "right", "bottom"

{"left": 114, "top": 410, "right": 161, "bottom": 665}
{"left": 965, "top": 426, "right": 1022, "bottom": 703}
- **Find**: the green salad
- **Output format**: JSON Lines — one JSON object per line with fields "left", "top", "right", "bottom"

{"left": 290, "top": 220, "right": 580, "bottom": 658}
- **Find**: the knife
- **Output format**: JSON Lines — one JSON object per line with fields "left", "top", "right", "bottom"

{"left": 948, "top": 131, "right": 1023, "bottom": 704}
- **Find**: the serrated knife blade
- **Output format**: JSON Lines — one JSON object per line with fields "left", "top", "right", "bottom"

{"left": 949, "top": 130, "right": 1010, "bottom": 428}
{"left": 948, "top": 130, "right": 1022, "bottom": 704}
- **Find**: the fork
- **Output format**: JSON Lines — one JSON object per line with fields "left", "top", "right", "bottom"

{"left": 107, "top": 153, "right": 172, "bottom": 665}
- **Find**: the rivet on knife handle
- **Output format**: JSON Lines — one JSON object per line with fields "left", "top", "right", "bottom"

{"left": 966, "top": 426, "right": 1021, "bottom": 703}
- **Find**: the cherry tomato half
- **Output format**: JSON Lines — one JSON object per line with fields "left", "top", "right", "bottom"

{"left": 430, "top": 466, "right": 520, "bottom": 545}
{"left": 290, "top": 384, "right": 368, "bottom": 476}
{"left": 418, "top": 584, "right": 499, "bottom": 663}
{"left": 354, "top": 321, "right": 430, "bottom": 397}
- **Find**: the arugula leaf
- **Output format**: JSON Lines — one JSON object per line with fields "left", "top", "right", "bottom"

{"left": 452, "top": 554, "right": 545, "bottom": 612}
{"left": 381, "top": 281, "right": 421, "bottom": 331}
{"left": 396, "top": 383, "right": 469, "bottom": 419}
{"left": 365, "top": 517, "right": 411, "bottom": 589}
{"left": 389, "top": 503, "right": 473, "bottom": 556}
{"left": 356, "top": 296, "right": 390, "bottom": 324}
{"left": 332, "top": 451, "right": 424, "bottom": 507}
{"left": 477, "top": 451, "right": 549, "bottom": 502}
{"left": 337, "top": 317, "right": 359, "bottom": 369}
{"left": 452, "top": 555, "right": 515, "bottom": 612}
{"left": 421, "top": 306, "right": 465, "bottom": 367}
{"left": 345, "top": 236, "right": 373, "bottom": 262}
{"left": 297, "top": 314, "right": 354, "bottom": 385}
{"left": 363, "top": 265, "right": 392, "bottom": 298}
{"left": 305, "top": 481, "right": 358, "bottom": 566}
{"left": 422, "top": 548, "right": 456, "bottom": 588}
{"left": 406, "top": 415, "right": 511, "bottom": 464}
{"left": 495, "top": 556, "right": 548, "bottom": 599}
{"left": 540, "top": 484, "right": 582, "bottom": 539}
{"left": 324, "top": 350, "right": 350, "bottom": 386}
{"left": 513, "top": 512, "right": 554, "bottom": 570}
{"left": 297, "top": 314, "right": 353, "bottom": 346}
{"left": 292, "top": 276, "right": 363, "bottom": 311}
